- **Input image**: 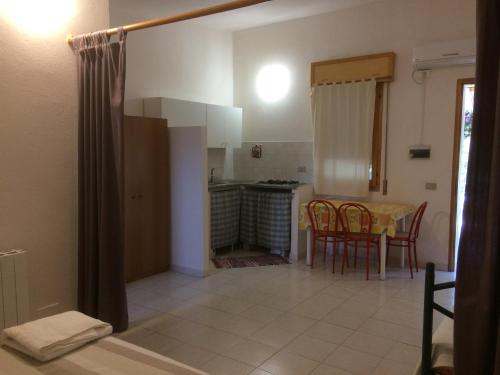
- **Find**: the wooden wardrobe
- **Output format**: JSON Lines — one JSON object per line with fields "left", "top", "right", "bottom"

{"left": 124, "top": 116, "right": 170, "bottom": 282}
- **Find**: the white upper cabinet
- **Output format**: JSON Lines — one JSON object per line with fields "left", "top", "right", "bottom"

{"left": 206, "top": 104, "right": 227, "bottom": 148}
{"left": 143, "top": 97, "right": 242, "bottom": 149}
{"left": 206, "top": 104, "right": 243, "bottom": 149}
{"left": 225, "top": 106, "right": 242, "bottom": 149}
{"left": 143, "top": 98, "right": 205, "bottom": 127}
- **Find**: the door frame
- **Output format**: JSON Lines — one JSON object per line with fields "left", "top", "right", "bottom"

{"left": 449, "top": 78, "right": 475, "bottom": 272}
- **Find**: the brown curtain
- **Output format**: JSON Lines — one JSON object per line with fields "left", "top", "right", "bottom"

{"left": 454, "top": 0, "right": 500, "bottom": 373}
{"left": 72, "top": 30, "right": 128, "bottom": 332}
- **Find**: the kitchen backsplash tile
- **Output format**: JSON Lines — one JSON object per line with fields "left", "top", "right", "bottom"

{"left": 234, "top": 142, "right": 313, "bottom": 183}
{"left": 208, "top": 148, "right": 235, "bottom": 181}
{"left": 208, "top": 148, "right": 226, "bottom": 181}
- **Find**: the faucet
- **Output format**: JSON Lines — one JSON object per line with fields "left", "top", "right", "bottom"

{"left": 210, "top": 168, "right": 215, "bottom": 184}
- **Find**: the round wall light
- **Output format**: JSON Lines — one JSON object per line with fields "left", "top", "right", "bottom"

{"left": 256, "top": 64, "right": 291, "bottom": 103}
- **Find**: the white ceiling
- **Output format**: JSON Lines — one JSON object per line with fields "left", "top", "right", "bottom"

{"left": 111, "top": 0, "right": 381, "bottom": 31}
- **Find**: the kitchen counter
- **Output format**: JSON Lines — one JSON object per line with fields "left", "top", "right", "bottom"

{"left": 241, "top": 182, "right": 301, "bottom": 190}
{"left": 208, "top": 182, "right": 243, "bottom": 192}
{"left": 208, "top": 181, "right": 303, "bottom": 192}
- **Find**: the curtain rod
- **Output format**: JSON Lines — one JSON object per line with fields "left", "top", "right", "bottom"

{"left": 66, "top": 0, "right": 271, "bottom": 47}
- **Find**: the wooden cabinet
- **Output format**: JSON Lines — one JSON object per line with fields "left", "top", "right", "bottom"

{"left": 143, "top": 97, "right": 242, "bottom": 149}
{"left": 124, "top": 116, "right": 170, "bottom": 282}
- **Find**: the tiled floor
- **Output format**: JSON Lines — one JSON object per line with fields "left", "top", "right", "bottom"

{"left": 119, "top": 258, "right": 455, "bottom": 375}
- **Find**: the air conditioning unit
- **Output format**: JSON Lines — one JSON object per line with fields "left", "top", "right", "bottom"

{"left": 413, "top": 38, "right": 476, "bottom": 70}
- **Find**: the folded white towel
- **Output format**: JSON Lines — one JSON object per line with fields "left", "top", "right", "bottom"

{"left": 1, "top": 311, "right": 112, "bottom": 362}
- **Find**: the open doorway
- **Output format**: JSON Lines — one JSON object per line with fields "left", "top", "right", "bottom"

{"left": 449, "top": 78, "right": 475, "bottom": 271}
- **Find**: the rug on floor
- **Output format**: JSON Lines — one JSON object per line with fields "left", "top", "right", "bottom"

{"left": 212, "top": 255, "right": 291, "bottom": 269}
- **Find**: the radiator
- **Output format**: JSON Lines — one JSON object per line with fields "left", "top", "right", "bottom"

{"left": 0, "top": 249, "right": 30, "bottom": 330}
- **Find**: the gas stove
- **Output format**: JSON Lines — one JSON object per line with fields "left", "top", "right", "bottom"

{"left": 241, "top": 179, "right": 301, "bottom": 190}
{"left": 257, "top": 179, "right": 300, "bottom": 185}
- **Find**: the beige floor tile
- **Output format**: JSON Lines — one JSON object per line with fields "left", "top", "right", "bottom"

{"left": 166, "top": 343, "right": 216, "bottom": 369}
{"left": 201, "top": 355, "right": 254, "bottom": 375}
{"left": 212, "top": 283, "right": 247, "bottom": 298}
{"left": 126, "top": 261, "right": 434, "bottom": 372}
{"left": 185, "top": 305, "right": 235, "bottom": 327}
{"left": 385, "top": 342, "right": 421, "bottom": 365}
{"left": 325, "top": 346, "right": 381, "bottom": 375}
{"left": 127, "top": 289, "right": 162, "bottom": 305}
{"left": 196, "top": 293, "right": 232, "bottom": 308}
{"left": 340, "top": 299, "right": 379, "bottom": 316}
{"left": 321, "top": 286, "right": 357, "bottom": 299}
{"left": 167, "top": 286, "right": 205, "bottom": 301}
{"left": 118, "top": 327, "right": 154, "bottom": 345}
{"left": 291, "top": 293, "right": 345, "bottom": 320}
{"left": 189, "top": 273, "right": 235, "bottom": 291}
{"left": 373, "top": 307, "right": 422, "bottom": 330}
{"left": 269, "top": 312, "right": 317, "bottom": 333}
{"left": 239, "top": 305, "right": 284, "bottom": 324}
{"left": 188, "top": 327, "right": 241, "bottom": 354}
{"left": 372, "top": 359, "right": 415, "bottom": 375}
{"left": 305, "top": 322, "right": 354, "bottom": 344}
{"left": 146, "top": 284, "right": 183, "bottom": 297}
{"left": 250, "top": 325, "right": 301, "bottom": 349}
{"left": 159, "top": 319, "right": 211, "bottom": 341}
{"left": 128, "top": 303, "right": 161, "bottom": 323}
{"left": 209, "top": 296, "right": 256, "bottom": 314}
{"left": 132, "top": 332, "right": 183, "bottom": 355}
{"left": 260, "top": 351, "right": 320, "bottom": 375}
{"left": 349, "top": 294, "right": 388, "bottom": 308}
{"left": 395, "top": 326, "right": 422, "bottom": 347}
{"left": 163, "top": 299, "right": 201, "bottom": 317}
{"left": 256, "top": 294, "right": 303, "bottom": 311}
{"left": 382, "top": 298, "right": 424, "bottom": 314}
{"left": 141, "top": 313, "right": 181, "bottom": 332}
{"left": 249, "top": 369, "right": 273, "bottom": 375}
{"left": 160, "top": 272, "right": 200, "bottom": 286}
{"left": 357, "top": 318, "right": 409, "bottom": 341}
{"left": 222, "top": 338, "right": 277, "bottom": 366}
{"left": 310, "top": 364, "right": 355, "bottom": 375}
{"left": 219, "top": 315, "right": 266, "bottom": 337}
{"left": 283, "top": 334, "right": 338, "bottom": 362}
{"left": 343, "top": 332, "right": 395, "bottom": 357}
{"left": 140, "top": 295, "right": 188, "bottom": 313}
{"left": 322, "top": 308, "right": 370, "bottom": 330}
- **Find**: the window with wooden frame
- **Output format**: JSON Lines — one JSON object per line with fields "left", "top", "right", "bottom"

{"left": 311, "top": 52, "right": 394, "bottom": 192}
{"left": 369, "top": 82, "right": 384, "bottom": 191}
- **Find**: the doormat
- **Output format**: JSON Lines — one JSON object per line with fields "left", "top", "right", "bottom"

{"left": 212, "top": 255, "right": 291, "bottom": 269}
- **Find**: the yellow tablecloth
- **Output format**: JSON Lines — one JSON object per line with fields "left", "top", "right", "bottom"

{"left": 299, "top": 200, "right": 416, "bottom": 237}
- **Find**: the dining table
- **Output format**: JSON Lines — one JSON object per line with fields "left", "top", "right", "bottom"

{"left": 298, "top": 199, "right": 416, "bottom": 280}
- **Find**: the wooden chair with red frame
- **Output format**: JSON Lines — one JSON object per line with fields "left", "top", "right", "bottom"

{"left": 338, "top": 202, "right": 380, "bottom": 280}
{"left": 386, "top": 201, "right": 427, "bottom": 279}
{"left": 306, "top": 200, "right": 346, "bottom": 272}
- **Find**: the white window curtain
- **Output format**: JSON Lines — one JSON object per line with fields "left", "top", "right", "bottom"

{"left": 311, "top": 80, "right": 376, "bottom": 197}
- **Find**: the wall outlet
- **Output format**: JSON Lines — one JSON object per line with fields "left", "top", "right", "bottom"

{"left": 425, "top": 182, "right": 437, "bottom": 190}
{"left": 297, "top": 166, "right": 307, "bottom": 173}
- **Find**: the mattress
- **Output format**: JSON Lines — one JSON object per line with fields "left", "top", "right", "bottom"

{"left": 413, "top": 316, "right": 454, "bottom": 375}
{"left": 0, "top": 336, "right": 208, "bottom": 375}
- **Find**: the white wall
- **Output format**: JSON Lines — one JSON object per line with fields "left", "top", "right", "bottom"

{"left": 233, "top": 0, "right": 476, "bottom": 269}
{"left": 0, "top": 1, "right": 109, "bottom": 317}
{"left": 169, "top": 127, "right": 210, "bottom": 277}
{"left": 110, "top": 3, "right": 234, "bottom": 115}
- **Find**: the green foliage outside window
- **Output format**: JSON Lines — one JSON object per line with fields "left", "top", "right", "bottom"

{"left": 464, "top": 110, "right": 473, "bottom": 138}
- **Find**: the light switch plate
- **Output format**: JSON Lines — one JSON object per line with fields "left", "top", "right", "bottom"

{"left": 425, "top": 182, "right": 437, "bottom": 190}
